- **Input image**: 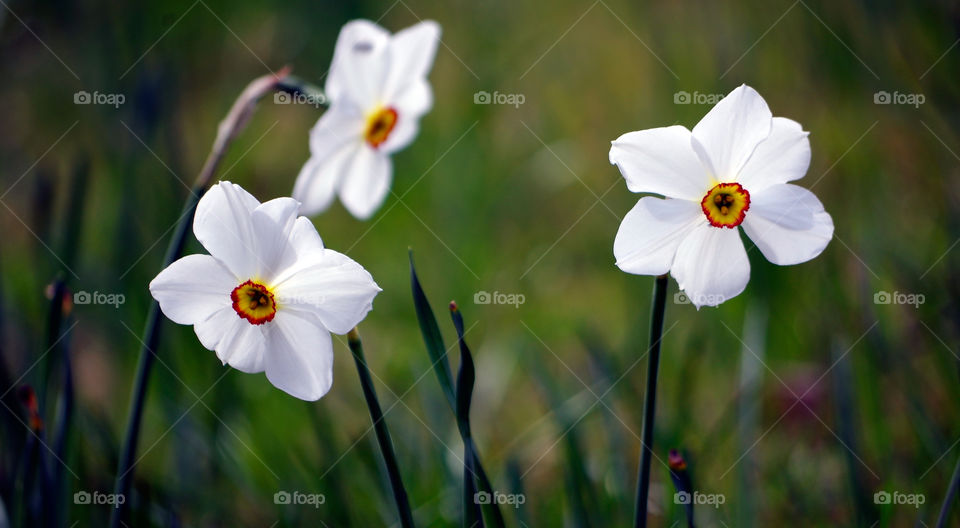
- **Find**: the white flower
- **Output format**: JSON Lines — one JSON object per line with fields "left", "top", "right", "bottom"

{"left": 293, "top": 20, "right": 441, "bottom": 220}
{"left": 610, "top": 85, "right": 833, "bottom": 308}
{"left": 149, "top": 181, "right": 381, "bottom": 400}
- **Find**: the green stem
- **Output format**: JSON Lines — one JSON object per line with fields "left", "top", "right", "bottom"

{"left": 348, "top": 328, "right": 415, "bottom": 528}
{"left": 935, "top": 455, "right": 960, "bottom": 528}
{"left": 109, "top": 69, "right": 292, "bottom": 528}
{"left": 633, "top": 275, "right": 669, "bottom": 528}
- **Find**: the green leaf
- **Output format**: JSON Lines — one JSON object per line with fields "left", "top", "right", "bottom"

{"left": 409, "top": 250, "right": 456, "bottom": 410}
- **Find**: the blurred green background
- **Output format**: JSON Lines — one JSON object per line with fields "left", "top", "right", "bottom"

{"left": 1, "top": 0, "right": 959, "bottom": 525}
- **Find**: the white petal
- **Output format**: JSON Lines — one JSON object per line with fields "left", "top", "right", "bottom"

{"left": 250, "top": 197, "right": 301, "bottom": 280}
{"left": 691, "top": 85, "right": 773, "bottom": 181}
{"left": 213, "top": 317, "right": 267, "bottom": 374}
{"left": 307, "top": 104, "right": 366, "bottom": 158}
{"left": 383, "top": 21, "right": 441, "bottom": 102}
{"left": 294, "top": 141, "right": 364, "bottom": 217}
{"left": 268, "top": 217, "right": 328, "bottom": 283}
{"left": 379, "top": 81, "right": 432, "bottom": 154}
{"left": 609, "top": 126, "right": 712, "bottom": 200}
{"left": 381, "top": 114, "right": 420, "bottom": 155}
{"left": 273, "top": 249, "right": 381, "bottom": 334}
{"left": 294, "top": 107, "right": 367, "bottom": 216}
{"left": 614, "top": 197, "right": 702, "bottom": 276}
{"left": 324, "top": 20, "right": 391, "bottom": 107}
{"left": 194, "top": 307, "right": 241, "bottom": 350}
{"left": 338, "top": 145, "right": 392, "bottom": 220}
{"left": 742, "top": 184, "right": 833, "bottom": 265}
{"left": 287, "top": 216, "right": 325, "bottom": 255}
{"left": 671, "top": 224, "right": 750, "bottom": 308}
{"left": 193, "top": 182, "right": 261, "bottom": 279}
{"left": 737, "top": 117, "right": 811, "bottom": 191}
{"left": 390, "top": 79, "right": 433, "bottom": 119}
{"left": 264, "top": 311, "right": 335, "bottom": 401}
{"left": 150, "top": 254, "right": 236, "bottom": 325}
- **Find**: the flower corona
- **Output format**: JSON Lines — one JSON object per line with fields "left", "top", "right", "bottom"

{"left": 701, "top": 182, "right": 750, "bottom": 228}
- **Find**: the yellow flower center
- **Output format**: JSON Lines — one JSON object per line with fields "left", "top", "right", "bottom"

{"left": 231, "top": 280, "right": 277, "bottom": 325}
{"left": 364, "top": 106, "right": 398, "bottom": 148}
{"left": 701, "top": 182, "right": 750, "bottom": 228}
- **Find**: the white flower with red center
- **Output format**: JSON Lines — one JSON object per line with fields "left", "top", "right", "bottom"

{"left": 610, "top": 85, "right": 833, "bottom": 308}
{"left": 293, "top": 20, "right": 441, "bottom": 220}
{"left": 149, "top": 181, "right": 381, "bottom": 400}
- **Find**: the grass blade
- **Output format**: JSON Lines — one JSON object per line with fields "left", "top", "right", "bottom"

{"left": 348, "top": 328, "right": 416, "bottom": 528}
{"left": 668, "top": 450, "right": 694, "bottom": 528}
{"left": 409, "top": 251, "right": 456, "bottom": 410}
{"left": 935, "top": 455, "right": 960, "bottom": 527}
{"left": 450, "top": 303, "right": 505, "bottom": 528}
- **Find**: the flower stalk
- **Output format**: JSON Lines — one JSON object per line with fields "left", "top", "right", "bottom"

{"left": 110, "top": 68, "right": 293, "bottom": 528}
{"left": 347, "top": 328, "right": 415, "bottom": 528}
{"left": 634, "top": 274, "right": 669, "bottom": 528}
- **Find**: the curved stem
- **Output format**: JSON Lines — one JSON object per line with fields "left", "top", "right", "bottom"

{"left": 633, "top": 275, "right": 669, "bottom": 528}
{"left": 348, "top": 328, "right": 416, "bottom": 528}
{"left": 109, "top": 69, "right": 291, "bottom": 528}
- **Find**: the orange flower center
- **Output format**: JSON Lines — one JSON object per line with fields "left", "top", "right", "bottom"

{"left": 701, "top": 182, "right": 750, "bottom": 228}
{"left": 231, "top": 280, "right": 277, "bottom": 325}
{"left": 364, "top": 107, "right": 398, "bottom": 148}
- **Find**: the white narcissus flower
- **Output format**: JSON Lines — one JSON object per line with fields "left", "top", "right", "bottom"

{"left": 149, "top": 181, "right": 381, "bottom": 400}
{"left": 293, "top": 20, "right": 441, "bottom": 220}
{"left": 610, "top": 85, "right": 833, "bottom": 308}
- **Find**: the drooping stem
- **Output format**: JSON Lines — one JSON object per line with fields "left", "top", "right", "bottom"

{"left": 109, "top": 68, "right": 293, "bottom": 528}
{"left": 633, "top": 274, "right": 669, "bottom": 528}
{"left": 347, "top": 328, "right": 416, "bottom": 528}
{"left": 935, "top": 455, "right": 960, "bottom": 528}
